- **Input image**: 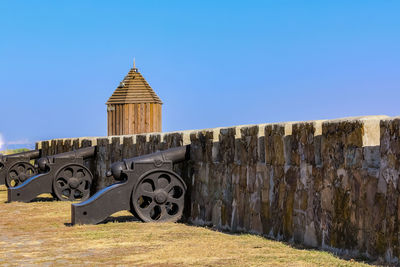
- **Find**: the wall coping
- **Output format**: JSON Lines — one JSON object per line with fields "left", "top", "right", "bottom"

{"left": 36, "top": 115, "right": 391, "bottom": 149}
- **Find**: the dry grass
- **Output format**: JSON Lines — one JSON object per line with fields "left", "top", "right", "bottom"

{"left": 1, "top": 148, "right": 30, "bottom": 155}
{"left": 0, "top": 185, "right": 371, "bottom": 266}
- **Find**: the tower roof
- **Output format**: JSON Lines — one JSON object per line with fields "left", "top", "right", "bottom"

{"left": 106, "top": 66, "right": 163, "bottom": 105}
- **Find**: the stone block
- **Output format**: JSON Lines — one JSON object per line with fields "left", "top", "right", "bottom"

{"left": 34, "top": 115, "right": 400, "bottom": 263}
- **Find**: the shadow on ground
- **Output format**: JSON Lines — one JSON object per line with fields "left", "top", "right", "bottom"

{"left": 30, "top": 196, "right": 56, "bottom": 202}
{"left": 64, "top": 214, "right": 140, "bottom": 227}
{"left": 199, "top": 224, "right": 381, "bottom": 266}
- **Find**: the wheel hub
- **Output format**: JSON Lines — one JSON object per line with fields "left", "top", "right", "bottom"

{"left": 69, "top": 178, "right": 80, "bottom": 189}
{"left": 154, "top": 190, "right": 167, "bottom": 204}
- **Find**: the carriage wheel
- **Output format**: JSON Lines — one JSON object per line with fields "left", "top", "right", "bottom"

{"left": 132, "top": 170, "right": 186, "bottom": 222}
{"left": 53, "top": 164, "right": 92, "bottom": 201}
{"left": 6, "top": 161, "right": 37, "bottom": 188}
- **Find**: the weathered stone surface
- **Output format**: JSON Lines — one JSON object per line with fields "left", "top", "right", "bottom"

{"left": 135, "top": 135, "right": 149, "bottom": 156}
{"left": 321, "top": 118, "right": 363, "bottom": 251}
{"left": 378, "top": 117, "right": 400, "bottom": 263}
{"left": 189, "top": 130, "right": 214, "bottom": 226}
{"left": 37, "top": 115, "right": 400, "bottom": 263}
{"left": 122, "top": 136, "right": 136, "bottom": 158}
{"left": 290, "top": 121, "right": 322, "bottom": 246}
{"left": 94, "top": 138, "right": 111, "bottom": 190}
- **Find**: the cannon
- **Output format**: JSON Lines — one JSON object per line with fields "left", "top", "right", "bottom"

{"left": 71, "top": 146, "right": 189, "bottom": 225}
{"left": 8, "top": 146, "right": 96, "bottom": 203}
{"left": 0, "top": 150, "right": 41, "bottom": 188}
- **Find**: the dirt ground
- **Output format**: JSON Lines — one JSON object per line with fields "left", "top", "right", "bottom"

{"left": 0, "top": 185, "right": 371, "bottom": 266}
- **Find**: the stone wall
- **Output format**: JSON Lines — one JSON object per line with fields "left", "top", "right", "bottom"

{"left": 37, "top": 115, "right": 400, "bottom": 263}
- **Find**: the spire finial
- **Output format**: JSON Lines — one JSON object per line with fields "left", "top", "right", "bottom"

{"left": 132, "top": 58, "right": 138, "bottom": 72}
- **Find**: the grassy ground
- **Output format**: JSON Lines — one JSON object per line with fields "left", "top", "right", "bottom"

{"left": 0, "top": 185, "right": 372, "bottom": 266}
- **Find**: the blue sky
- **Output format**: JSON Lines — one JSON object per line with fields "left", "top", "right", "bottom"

{"left": 0, "top": 1, "right": 399, "bottom": 149}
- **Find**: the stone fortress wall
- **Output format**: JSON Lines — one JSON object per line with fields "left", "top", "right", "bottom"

{"left": 36, "top": 115, "right": 400, "bottom": 263}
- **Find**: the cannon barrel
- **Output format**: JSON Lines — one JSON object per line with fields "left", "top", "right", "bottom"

{"left": 38, "top": 147, "right": 96, "bottom": 171}
{"left": 109, "top": 145, "right": 189, "bottom": 180}
{"left": 2, "top": 150, "right": 40, "bottom": 160}
{"left": 48, "top": 146, "right": 95, "bottom": 160}
{"left": 127, "top": 145, "right": 189, "bottom": 165}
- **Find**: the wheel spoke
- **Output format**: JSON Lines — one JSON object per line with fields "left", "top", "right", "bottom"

{"left": 60, "top": 183, "right": 69, "bottom": 191}
{"left": 167, "top": 195, "right": 184, "bottom": 207}
{"left": 73, "top": 166, "right": 84, "bottom": 177}
{"left": 78, "top": 181, "right": 90, "bottom": 192}
{"left": 74, "top": 166, "right": 87, "bottom": 179}
{"left": 69, "top": 189, "right": 83, "bottom": 201}
{"left": 168, "top": 192, "right": 184, "bottom": 202}
{"left": 157, "top": 175, "right": 170, "bottom": 189}
{"left": 141, "top": 181, "right": 154, "bottom": 193}
{"left": 63, "top": 169, "right": 73, "bottom": 179}
{"left": 168, "top": 185, "right": 184, "bottom": 198}
{"left": 78, "top": 174, "right": 92, "bottom": 190}
{"left": 137, "top": 178, "right": 155, "bottom": 197}
{"left": 68, "top": 189, "right": 76, "bottom": 201}
{"left": 56, "top": 178, "right": 68, "bottom": 189}
{"left": 77, "top": 183, "right": 90, "bottom": 201}
{"left": 140, "top": 191, "right": 155, "bottom": 199}
{"left": 148, "top": 174, "right": 158, "bottom": 190}
{"left": 59, "top": 182, "right": 72, "bottom": 198}
{"left": 165, "top": 180, "right": 181, "bottom": 193}
{"left": 140, "top": 201, "right": 156, "bottom": 213}
{"left": 158, "top": 205, "right": 169, "bottom": 221}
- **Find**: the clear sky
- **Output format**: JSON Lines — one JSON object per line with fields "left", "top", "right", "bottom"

{"left": 0, "top": 1, "right": 399, "bottom": 149}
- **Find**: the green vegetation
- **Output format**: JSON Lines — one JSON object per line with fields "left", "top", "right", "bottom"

{"left": 0, "top": 185, "right": 372, "bottom": 266}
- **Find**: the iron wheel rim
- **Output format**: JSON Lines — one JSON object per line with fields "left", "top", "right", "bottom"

{"left": 6, "top": 161, "right": 37, "bottom": 188}
{"left": 132, "top": 170, "right": 186, "bottom": 223}
{"left": 53, "top": 164, "right": 92, "bottom": 201}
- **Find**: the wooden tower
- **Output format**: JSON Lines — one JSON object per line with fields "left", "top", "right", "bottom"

{"left": 106, "top": 61, "right": 163, "bottom": 135}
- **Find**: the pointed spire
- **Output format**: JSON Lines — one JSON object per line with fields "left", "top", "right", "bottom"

{"left": 133, "top": 57, "right": 138, "bottom": 72}
{"left": 106, "top": 65, "right": 163, "bottom": 105}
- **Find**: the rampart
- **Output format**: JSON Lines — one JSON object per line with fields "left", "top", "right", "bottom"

{"left": 36, "top": 115, "right": 400, "bottom": 263}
